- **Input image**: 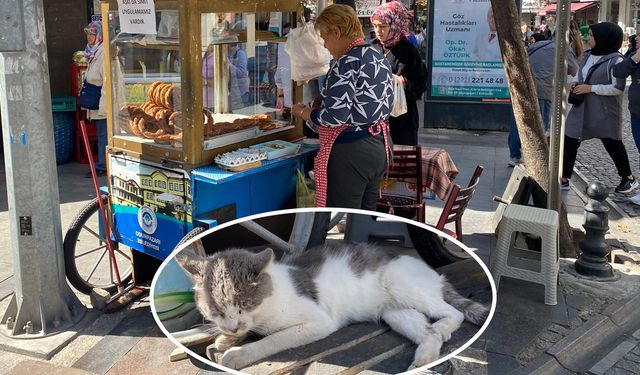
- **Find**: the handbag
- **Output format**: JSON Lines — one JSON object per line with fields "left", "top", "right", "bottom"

{"left": 568, "top": 56, "right": 616, "bottom": 106}
{"left": 79, "top": 80, "right": 102, "bottom": 110}
{"left": 568, "top": 90, "right": 584, "bottom": 105}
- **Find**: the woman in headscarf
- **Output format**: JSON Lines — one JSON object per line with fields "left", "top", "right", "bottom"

{"left": 562, "top": 22, "right": 636, "bottom": 194}
{"left": 82, "top": 21, "right": 107, "bottom": 177}
{"left": 291, "top": 4, "right": 393, "bottom": 210}
{"left": 371, "top": 1, "right": 428, "bottom": 146}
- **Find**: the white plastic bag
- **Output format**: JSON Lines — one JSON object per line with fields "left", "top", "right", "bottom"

{"left": 390, "top": 74, "right": 408, "bottom": 117}
{"left": 284, "top": 23, "right": 332, "bottom": 83}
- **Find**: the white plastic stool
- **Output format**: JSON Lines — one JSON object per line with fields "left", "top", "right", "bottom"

{"left": 491, "top": 204, "right": 559, "bottom": 305}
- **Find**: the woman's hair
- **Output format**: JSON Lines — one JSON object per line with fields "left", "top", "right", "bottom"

{"left": 315, "top": 4, "right": 364, "bottom": 40}
{"left": 569, "top": 20, "right": 584, "bottom": 59}
{"left": 531, "top": 33, "right": 547, "bottom": 43}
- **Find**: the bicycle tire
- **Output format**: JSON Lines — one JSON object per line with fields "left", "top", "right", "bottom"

{"left": 407, "top": 224, "right": 470, "bottom": 268}
{"left": 63, "top": 195, "right": 133, "bottom": 294}
{"left": 175, "top": 226, "right": 206, "bottom": 253}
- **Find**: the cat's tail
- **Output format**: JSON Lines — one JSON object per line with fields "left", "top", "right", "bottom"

{"left": 441, "top": 278, "right": 489, "bottom": 326}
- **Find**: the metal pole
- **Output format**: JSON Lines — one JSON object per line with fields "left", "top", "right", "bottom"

{"left": 317, "top": 0, "right": 327, "bottom": 14}
{"left": 0, "top": 0, "right": 85, "bottom": 338}
{"left": 547, "top": 0, "right": 570, "bottom": 213}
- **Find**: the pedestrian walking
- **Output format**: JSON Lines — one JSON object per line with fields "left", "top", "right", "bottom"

{"left": 370, "top": 1, "right": 428, "bottom": 146}
{"left": 613, "top": 48, "right": 640, "bottom": 203}
{"left": 562, "top": 22, "right": 637, "bottom": 193}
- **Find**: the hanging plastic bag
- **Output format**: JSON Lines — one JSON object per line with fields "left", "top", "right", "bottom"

{"left": 296, "top": 169, "right": 316, "bottom": 208}
{"left": 390, "top": 74, "right": 408, "bottom": 117}
{"left": 285, "top": 23, "right": 332, "bottom": 83}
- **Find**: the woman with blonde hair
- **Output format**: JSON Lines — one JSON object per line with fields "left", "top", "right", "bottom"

{"left": 291, "top": 4, "right": 393, "bottom": 210}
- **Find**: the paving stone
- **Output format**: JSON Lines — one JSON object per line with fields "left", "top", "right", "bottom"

{"left": 6, "top": 360, "right": 97, "bottom": 375}
{"left": 614, "top": 358, "right": 640, "bottom": 373}
{"left": 604, "top": 367, "right": 636, "bottom": 375}
{"left": 105, "top": 334, "right": 200, "bottom": 375}
{"left": 588, "top": 340, "right": 637, "bottom": 375}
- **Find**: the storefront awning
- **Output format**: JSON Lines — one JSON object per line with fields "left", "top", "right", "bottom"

{"left": 538, "top": 1, "right": 597, "bottom": 15}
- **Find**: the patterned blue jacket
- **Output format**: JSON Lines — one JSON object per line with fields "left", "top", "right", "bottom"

{"left": 310, "top": 44, "right": 393, "bottom": 133}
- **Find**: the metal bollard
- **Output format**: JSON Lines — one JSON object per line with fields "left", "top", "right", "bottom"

{"left": 574, "top": 181, "right": 614, "bottom": 278}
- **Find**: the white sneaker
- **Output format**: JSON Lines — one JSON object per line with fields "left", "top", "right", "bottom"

{"left": 508, "top": 157, "right": 523, "bottom": 167}
{"left": 630, "top": 191, "right": 640, "bottom": 205}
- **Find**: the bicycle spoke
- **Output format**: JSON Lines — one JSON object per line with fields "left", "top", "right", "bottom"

{"left": 86, "top": 248, "right": 109, "bottom": 283}
{"left": 114, "top": 247, "right": 132, "bottom": 262}
{"left": 81, "top": 224, "right": 107, "bottom": 243}
{"left": 76, "top": 244, "right": 107, "bottom": 259}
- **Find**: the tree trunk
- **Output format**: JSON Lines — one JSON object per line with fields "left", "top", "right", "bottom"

{"left": 490, "top": 0, "right": 576, "bottom": 257}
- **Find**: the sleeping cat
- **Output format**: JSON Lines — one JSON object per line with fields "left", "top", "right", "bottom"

{"left": 174, "top": 241, "right": 489, "bottom": 371}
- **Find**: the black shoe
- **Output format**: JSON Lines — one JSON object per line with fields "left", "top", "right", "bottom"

{"left": 85, "top": 170, "right": 106, "bottom": 178}
{"left": 615, "top": 177, "right": 639, "bottom": 194}
{"left": 561, "top": 180, "right": 570, "bottom": 191}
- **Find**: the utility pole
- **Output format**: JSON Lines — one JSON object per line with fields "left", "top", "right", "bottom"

{"left": 0, "top": 0, "right": 86, "bottom": 349}
{"left": 547, "top": 0, "right": 570, "bottom": 213}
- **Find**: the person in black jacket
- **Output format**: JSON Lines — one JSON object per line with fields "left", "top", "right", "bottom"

{"left": 613, "top": 48, "right": 640, "bottom": 204}
{"left": 624, "top": 25, "right": 639, "bottom": 58}
{"left": 371, "top": 1, "right": 428, "bottom": 146}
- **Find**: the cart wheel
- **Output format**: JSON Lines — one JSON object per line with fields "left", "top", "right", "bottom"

{"left": 63, "top": 195, "right": 133, "bottom": 294}
{"left": 407, "top": 224, "right": 470, "bottom": 268}
{"left": 175, "top": 226, "right": 206, "bottom": 252}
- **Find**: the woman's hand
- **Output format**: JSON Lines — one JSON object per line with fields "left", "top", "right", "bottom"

{"left": 292, "top": 103, "right": 308, "bottom": 120}
{"left": 573, "top": 84, "right": 592, "bottom": 95}
{"left": 275, "top": 96, "right": 284, "bottom": 110}
{"left": 632, "top": 49, "right": 640, "bottom": 64}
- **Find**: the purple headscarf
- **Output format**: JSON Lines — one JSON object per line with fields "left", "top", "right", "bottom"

{"left": 370, "top": 1, "right": 413, "bottom": 48}
{"left": 84, "top": 21, "right": 103, "bottom": 61}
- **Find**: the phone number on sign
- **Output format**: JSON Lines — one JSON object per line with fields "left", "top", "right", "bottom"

{"left": 443, "top": 76, "right": 505, "bottom": 84}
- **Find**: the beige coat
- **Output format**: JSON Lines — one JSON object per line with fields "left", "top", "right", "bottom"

{"left": 83, "top": 44, "right": 107, "bottom": 120}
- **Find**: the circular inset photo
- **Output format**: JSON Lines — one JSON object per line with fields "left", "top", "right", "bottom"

{"left": 151, "top": 209, "right": 496, "bottom": 374}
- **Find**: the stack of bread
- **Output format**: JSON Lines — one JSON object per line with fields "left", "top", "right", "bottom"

{"left": 120, "top": 81, "right": 277, "bottom": 148}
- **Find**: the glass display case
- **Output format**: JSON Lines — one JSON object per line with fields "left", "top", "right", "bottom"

{"left": 102, "top": 0, "right": 304, "bottom": 169}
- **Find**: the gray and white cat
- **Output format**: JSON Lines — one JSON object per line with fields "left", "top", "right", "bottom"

{"left": 175, "top": 242, "right": 489, "bottom": 371}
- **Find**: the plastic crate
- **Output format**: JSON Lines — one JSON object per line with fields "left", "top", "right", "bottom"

{"left": 52, "top": 95, "right": 76, "bottom": 112}
{"left": 52, "top": 112, "right": 75, "bottom": 164}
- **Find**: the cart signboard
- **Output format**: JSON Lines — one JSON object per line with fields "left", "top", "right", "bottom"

{"left": 109, "top": 154, "right": 191, "bottom": 259}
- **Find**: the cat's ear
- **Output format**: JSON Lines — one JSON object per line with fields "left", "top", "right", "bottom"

{"left": 252, "top": 248, "right": 274, "bottom": 275}
{"left": 174, "top": 251, "right": 206, "bottom": 281}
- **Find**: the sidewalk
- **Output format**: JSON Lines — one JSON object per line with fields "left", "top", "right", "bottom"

{"left": 0, "top": 128, "right": 639, "bottom": 374}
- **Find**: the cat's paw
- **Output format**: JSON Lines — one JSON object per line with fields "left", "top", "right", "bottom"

{"left": 220, "top": 346, "right": 253, "bottom": 369}
{"left": 410, "top": 337, "right": 441, "bottom": 370}
{"left": 214, "top": 334, "right": 239, "bottom": 352}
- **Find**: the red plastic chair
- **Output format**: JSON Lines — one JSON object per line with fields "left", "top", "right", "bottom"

{"left": 435, "top": 165, "right": 484, "bottom": 240}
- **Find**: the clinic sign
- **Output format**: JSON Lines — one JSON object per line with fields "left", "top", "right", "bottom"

{"left": 431, "top": 0, "right": 509, "bottom": 99}
{"left": 355, "top": 0, "right": 384, "bottom": 17}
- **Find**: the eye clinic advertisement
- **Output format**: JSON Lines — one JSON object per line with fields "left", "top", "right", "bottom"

{"left": 431, "top": 0, "right": 509, "bottom": 99}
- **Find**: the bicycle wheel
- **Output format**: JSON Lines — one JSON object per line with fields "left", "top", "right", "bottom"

{"left": 407, "top": 224, "right": 470, "bottom": 268}
{"left": 63, "top": 195, "right": 133, "bottom": 294}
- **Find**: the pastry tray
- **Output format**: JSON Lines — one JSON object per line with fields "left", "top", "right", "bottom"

{"left": 249, "top": 140, "right": 301, "bottom": 160}
{"left": 214, "top": 148, "right": 268, "bottom": 171}
{"left": 203, "top": 126, "right": 259, "bottom": 150}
